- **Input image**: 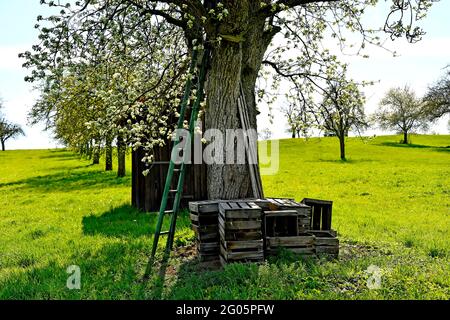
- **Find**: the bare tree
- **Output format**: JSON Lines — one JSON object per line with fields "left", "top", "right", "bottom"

{"left": 375, "top": 86, "right": 429, "bottom": 144}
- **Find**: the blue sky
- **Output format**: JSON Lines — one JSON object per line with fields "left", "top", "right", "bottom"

{"left": 0, "top": 1, "right": 449, "bottom": 149}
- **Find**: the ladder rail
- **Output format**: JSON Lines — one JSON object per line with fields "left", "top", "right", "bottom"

{"left": 164, "top": 47, "right": 210, "bottom": 255}
{"left": 150, "top": 49, "right": 199, "bottom": 260}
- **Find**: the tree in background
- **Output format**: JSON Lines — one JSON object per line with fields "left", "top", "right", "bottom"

{"left": 0, "top": 99, "right": 25, "bottom": 151}
{"left": 375, "top": 86, "right": 429, "bottom": 144}
{"left": 0, "top": 123, "right": 25, "bottom": 151}
{"left": 281, "top": 104, "right": 312, "bottom": 139}
{"left": 423, "top": 67, "right": 450, "bottom": 121}
{"left": 313, "top": 75, "right": 368, "bottom": 160}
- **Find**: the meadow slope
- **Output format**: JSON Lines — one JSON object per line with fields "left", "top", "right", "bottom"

{"left": 0, "top": 134, "right": 449, "bottom": 299}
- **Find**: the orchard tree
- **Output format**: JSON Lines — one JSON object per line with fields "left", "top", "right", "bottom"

{"left": 314, "top": 75, "right": 368, "bottom": 160}
{"left": 0, "top": 99, "right": 25, "bottom": 151}
{"left": 375, "top": 86, "right": 429, "bottom": 144}
{"left": 282, "top": 103, "right": 312, "bottom": 138}
{"left": 423, "top": 67, "right": 450, "bottom": 121}
{"left": 21, "top": 0, "right": 437, "bottom": 199}
{"left": 0, "top": 120, "right": 25, "bottom": 151}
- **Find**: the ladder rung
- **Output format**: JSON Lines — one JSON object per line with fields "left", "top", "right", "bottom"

{"left": 164, "top": 210, "right": 174, "bottom": 215}
{"left": 169, "top": 189, "right": 178, "bottom": 193}
{"left": 173, "top": 169, "right": 181, "bottom": 172}
{"left": 159, "top": 231, "right": 170, "bottom": 235}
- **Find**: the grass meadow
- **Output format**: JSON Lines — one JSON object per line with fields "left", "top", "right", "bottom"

{"left": 0, "top": 134, "right": 449, "bottom": 299}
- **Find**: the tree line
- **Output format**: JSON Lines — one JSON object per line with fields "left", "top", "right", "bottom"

{"left": 282, "top": 67, "right": 450, "bottom": 160}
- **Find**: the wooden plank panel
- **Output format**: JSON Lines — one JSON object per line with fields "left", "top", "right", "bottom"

{"left": 223, "top": 220, "right": 261, "bottom": 230}
{"left": 222, "top": 240, "right": 263, "bottom": 251}
{"left": 221, "top": 210, "right": 261, "bottom": 219}
{"left": 315, "top": 237, "right": 339, "bottom": 246}
{"left": 267, "top": 236, "right": 314, "bottom": 247}
{"left": 264, "top": 210, "right": 299, "bottom": 217}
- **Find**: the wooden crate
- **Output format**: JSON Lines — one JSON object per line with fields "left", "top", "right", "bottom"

{"left": 307, "top": 230, "right": 339, "bottom": 258}
{"left": 189, "top": 200, "right": 221, "bottom": 261}
{"left": 267, "top": 198, "right": 311, "bottom": 232}
{"left": 264, "top": 210, "right": 299, "bottom": 237}
{"left": 301, "top": 198, "right": 333, "bottom": 231}
{"left": 266, "top": 233, "right": 315, "bottom": 256}
{"left": 218, "top": 201, "right": 264, "bottom": 265}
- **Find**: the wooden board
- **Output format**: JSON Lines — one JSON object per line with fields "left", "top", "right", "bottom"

{"left": 266, "top": 236, "right": 314, "bottom": 248}
{"left": 222, "top": 239, "right": 263, "bottom": 251}
{"left": 264, "top": 210, "right": 299, "bottom": 216}
{"left": 219, "top": 201, "right": 262, "bottom": 216}
{"left": 219, "top": 218, "right": 262, "bottom": 230}
{"left": 198, "top": 242, "right": 220, "bottom": 252}
{"left": 219, "top": 226, "right": 262, "bottom": 241}
{"left": 220, "top": 245, "right": 264, "bottom": 261}
{"left": 189, "top": 200, "right": 220, "bottom": 214}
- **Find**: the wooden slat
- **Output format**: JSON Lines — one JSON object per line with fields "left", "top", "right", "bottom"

{"left": 314, "top": 237, "right": 339, "bottom": 246}
{"left": 264, "top": 210, "right": 299, "bottom": 216}
{"left": 221, "top": 210, "right": 262, "bottom": 219}
{"left": 267, "top": 236, "right": 314, "bottom": 248}
{"left": 222, "top": 239, "right": 263, "bottom": 251}
{"left": 222, "top": 220, "right": 261, "bottom": 230}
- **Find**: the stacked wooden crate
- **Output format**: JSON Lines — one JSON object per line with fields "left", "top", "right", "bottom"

{"left": 189, "top": 200, "right": 220, "bottom": 262}
{"left": 301, "top": 198, "right": 339, "bottom": 258}
{"left": 218, "top": 201, "right": 264, "bottom": 265}
{"left": 264, "top": 198, "right": 314, "bottom": 255}
{"left": 266, "top": 198, "right": 311, "bottom": 233}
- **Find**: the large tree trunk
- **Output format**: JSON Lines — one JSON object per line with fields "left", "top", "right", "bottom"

{"left": 105, "top": 136, "right": 113, "bottom": 171}
{"left": 1, "top": 140, "right": 5, "bottom": 151}
{"left": 205, "top": 6, "right": 272, "bottom": 200}
{"left": 402, "top": 131, "right": 408, "bottom": 144}
{"left": 117, "top": 133, "right": 126, "bottom": 178}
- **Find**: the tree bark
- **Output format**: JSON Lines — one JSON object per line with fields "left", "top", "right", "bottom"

{"left": 402, "top": 131, "right": 408, "bottom": 144}
{"left": 117, "top": 133, "right": 126, "bottom": 177}
{"left": 205, "top": 7, "right": 271, "bottom": 200}
{"left": 291, "top": 129, "right": 296, "bottom": 139}
{"left": 339, "top": 135, "right": 346, "bottom": 160}
{"left": 93, "top": 149, "right": 100, "bottom": 164}
{"left": 1, "top": 140, "right": 5, "bottom": 151}
{"left": 105, "top": 136, "right": 113, "bottom": 171}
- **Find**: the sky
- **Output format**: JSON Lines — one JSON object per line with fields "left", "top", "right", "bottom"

{"left": 0, "top": 1, "right": 449, "bottom": 150}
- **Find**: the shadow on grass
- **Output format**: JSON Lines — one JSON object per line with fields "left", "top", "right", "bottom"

{"left": 379, "top": 141, "right": 450, "bottom": 152}
{"left": 82, "top": 205, "right": 193, "bottom": 238}
{"left": 0, "top": 170, "right": 131, "bottom": 192}
{"left": 39, "top": 151, "right": 80, "bottom": 160}
{"left": 82, "top": 205, "right": 155, "bottom": 238}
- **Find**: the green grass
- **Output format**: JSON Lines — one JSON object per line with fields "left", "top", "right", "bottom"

{"left": 0, "top": 134, "right": 449, "bottom": 299}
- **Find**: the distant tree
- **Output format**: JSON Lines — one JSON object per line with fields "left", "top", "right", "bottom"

{"left": 423, "top": 68, "right": 450, "bottom": 121}
{"left": 0, "top": 120, "right": 25, "bottom": 151}
{"left": 313, "top": 76, "right": 368, "bottom": 160}
{"left": 0, "top": 99, "right": 25, "bottom": 151}
{"left": 375, "top": 86, "right": 429, "bottom": 144}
